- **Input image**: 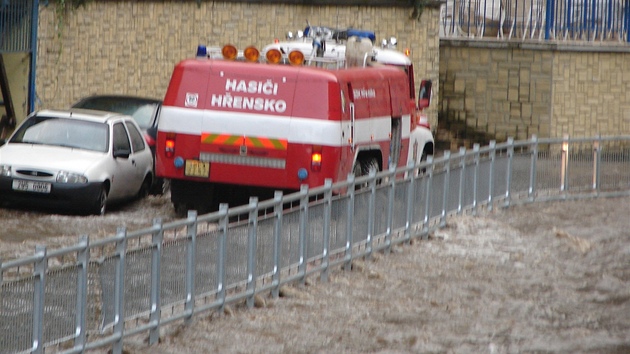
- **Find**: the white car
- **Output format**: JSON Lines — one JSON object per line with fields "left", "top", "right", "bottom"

{"left": 0, "top": 109, "right": 154, "bottom": 215}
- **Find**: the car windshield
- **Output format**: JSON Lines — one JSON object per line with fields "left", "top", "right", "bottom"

{"left": 72, "top": 97, "right": 158, "bottom": 129}
{"left": 10, "top": 116, "right": 109, "bottom": 152}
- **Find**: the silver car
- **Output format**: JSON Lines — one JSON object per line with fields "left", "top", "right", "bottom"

{"left": 0, "top": 109, "right": 154, "bottom": 215}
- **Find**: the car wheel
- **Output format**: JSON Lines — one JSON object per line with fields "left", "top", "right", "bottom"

{"left": 138, "top": 176, "right": 151, "bottom": 199}
{"left": 91, "top": 186, "right": 108, "bottom": 216}
{"left": 149, "top": 177, "right": 170, "bottom": 196}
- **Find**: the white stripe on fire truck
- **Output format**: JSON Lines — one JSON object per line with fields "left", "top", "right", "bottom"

{"left": 158, "top": 106, "right": 411, "bottom": 146}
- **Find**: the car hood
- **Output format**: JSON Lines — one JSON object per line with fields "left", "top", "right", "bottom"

{"left": 0, "top": 143, "right": 105, "bottom": 173}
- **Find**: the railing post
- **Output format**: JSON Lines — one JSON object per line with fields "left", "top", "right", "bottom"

{"left": 405, "top": 160, "right": 415, "bottom": 242}
{"left": 217, "top": 204, "right": 228, "bottom": 312}
{"left": 422, "top": 156, "right": 433, "bottom": 239}
{"left": 385, "top": 166, "right": 396, "bottom": 254}
{"left": 545, "top": 0, "right": 555, "bottom": 39}
{"left": 321, "top": 180, "right": 333, "bottom": 282}
{"left": 505, "top": 137, "right": 514, "bottom": 207}
{"left": 593, "top": 135, "right": 602, "bottom": 194}
{"left": 298, "top": 185, "right": 309, "bottom": 284}
{"left": 272, "top": 192, "right": 283, "bottom": 297}
{"left": 246, "top": 197, "right": 259, "bottom": 308}
{"left": 473, "top": 143, "right": 480, "bottom": 216}
{"left": 458, "top": 147, "right": 466, "bottom": 215}
{"left": 345, "top": 173, "right": 355, "bottom": 271}
{"left": 529, "top": 135, "right": 538, "bottom": 202}
{"left": 488, "top": 140, "right": 496, "bottom": 211}
{"left": 32, "top": 245, "right": 46, "bottom": 354}
{"left": 74, "top": 236, "right": 89, "bottom": 351}
{"left": 148, "top": 219, "right": 163, "bottom": 346}
{"left": 184, "top": 211, "right": 197, "bottom": 324}
{"left": 112, "top": 227, "right": 127, "bottom": 354}
{"left": 440, "top": 151, "right": 451, "bottom": 228}
{"left": 561, "top": 134, "right": 570, "bottom": 193}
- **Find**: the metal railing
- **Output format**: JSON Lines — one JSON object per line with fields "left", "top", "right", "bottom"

{"left": 440, "top": 0, "right": 630, "bottom": 42}
{"left": 1, "top": 135, "right": 630, "bottom": 354}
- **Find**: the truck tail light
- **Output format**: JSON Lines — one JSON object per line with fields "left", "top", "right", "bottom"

{"left": 311, "top": 146, "right": 322, "bottom": 172}
{"left": 165, "top": 133, "right": 176, "bottom": 158}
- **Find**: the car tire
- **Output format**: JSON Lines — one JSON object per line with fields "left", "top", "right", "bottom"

{"left": 138, "top": 176, "right": 152, "bottom": 199}
{"left": 91, "top": 186, "right": 108, "bottom": 216}
{"left": 149, "top": 177, "right": 170, "bottom": 196}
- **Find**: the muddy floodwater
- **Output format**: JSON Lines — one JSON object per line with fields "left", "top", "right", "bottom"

{"left": 0, "top": 193, "right": 178, "bottom": 260}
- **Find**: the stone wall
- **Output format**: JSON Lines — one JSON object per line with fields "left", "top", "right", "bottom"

{"left": 439, "top": 40, "right": 630, "bottom": 141}
{"left": 35, "top": 1, "right": 440, "bottom": 127}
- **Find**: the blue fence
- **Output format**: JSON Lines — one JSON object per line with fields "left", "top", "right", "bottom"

{"left": 440, "top": 0, "right": 630, "bottom": 42}
{"left": 1, "top": 135, "right": 630, "bottom": 354}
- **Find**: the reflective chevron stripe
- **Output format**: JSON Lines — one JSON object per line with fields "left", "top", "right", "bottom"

{"left": 201, "top": 133, "right": 288, "bottom": 150}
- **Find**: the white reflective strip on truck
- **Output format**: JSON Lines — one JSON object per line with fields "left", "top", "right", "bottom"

{"left": 159, "top": 106, "right": 404, "bottom": 146}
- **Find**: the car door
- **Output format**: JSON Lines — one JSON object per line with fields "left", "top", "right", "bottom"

{"left": 110, "top": 121, "right": 137, "bottom": 199}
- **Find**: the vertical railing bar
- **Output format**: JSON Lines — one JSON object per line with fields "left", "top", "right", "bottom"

{"left": 505, "top": 137, "right": 514, "bottom": 207}
{"left": 458, "top": 147, "right": 466, "bottom": 214}
{"left": 422, "top": 156, "right": 434, "bottom": 238}
{"left": 473, "top": 143, "right": 480, "bottom": 216}
{"left": 321, "top": 180, "right": 333, "bottom": 282}
{"left": 344, "top": 173, "right": 355, "bottom": 271}
{"left": 561, "top": 134, "right": 569, "bottom": 194}
{"left": 148, "top": 219, "right": 163, "bottom": 346}
{"left": 298, "top": 186, "right": 309, "bottom": 285}
{"left": 488, "top": 140, "right": 496, "bottom": 210}
{"left": 385, "top": 166, "right": 396, "bottom": 254}
{"left": 440, "top": 151, "right": 452, "bottom": 228}
{"left": 112, "top": 227, "right": 127, "bottom": 354}
{"left": 529, "top": 135, "right": 538, "bottom": 202}
{"left": 593, "top": 135, "right": 602, "bottom": 194}
{"left": 405, "top": 161, "right": 415, "bottom": 242}
{"left": 366, "top": 169, "right": 376, "bottom": 256}
{"left": 32, "top": 245, "right": 46, "bottom": 354}
{"left": 184, "top": 211, "right": 197, "bottom": 324}
{"left": 217, "top": 204, "right": 228, "bottom": 312}
{"left": 246, "top": 197, "right": 258, "bottom": 308}
{"left": 73, "top": 235, "right": 89, "bottom": 351}
{"left": 272, "top": 192, "right": 283, "bottom": 298}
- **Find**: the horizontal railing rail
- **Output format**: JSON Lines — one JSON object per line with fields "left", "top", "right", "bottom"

{"left": 1, "top": 135, "right": 630, "bottom": 354}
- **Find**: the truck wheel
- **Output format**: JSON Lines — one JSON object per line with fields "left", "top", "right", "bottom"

{"left": 353, "top": 157, "right": 380, "bottom": 190}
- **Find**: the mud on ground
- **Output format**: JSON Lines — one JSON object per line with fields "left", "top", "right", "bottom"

{"left": 116, "top": 197, "right": 630, "bottom": 354}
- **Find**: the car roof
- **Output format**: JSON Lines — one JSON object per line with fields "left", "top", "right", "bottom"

{"left": 35, "top": 109, "right": 135, "bottom": 124}
{"left": 72, "top": 95, "right": 162, "bottom": 105}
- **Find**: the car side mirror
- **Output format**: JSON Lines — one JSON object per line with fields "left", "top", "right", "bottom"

{"left": 418, "top": 80, "right": 432, "bottom": 109}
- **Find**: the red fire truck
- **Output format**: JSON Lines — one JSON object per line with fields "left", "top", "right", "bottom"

{"left": 156, "top": 38, "right": 434, "bottom": 215}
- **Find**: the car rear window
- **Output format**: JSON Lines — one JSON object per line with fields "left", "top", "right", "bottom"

{"left": 72, "top": 97, "right": 158, "bottom": 129}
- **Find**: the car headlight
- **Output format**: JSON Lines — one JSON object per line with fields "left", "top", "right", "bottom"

{"left": 0, "top": 165, "right": 11, "bottom": 177}
{"left": 56, "top": 171, "right": 88, "bottom": 184}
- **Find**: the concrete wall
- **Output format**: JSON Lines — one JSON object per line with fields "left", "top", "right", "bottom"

{"left": 440, "top": 40, "right": 630, "bottom": 141}
{"left": 35, "top": 1, "right": 440, "bottom": 128}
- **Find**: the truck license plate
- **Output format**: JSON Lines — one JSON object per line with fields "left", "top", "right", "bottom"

{"left": 12, "top": 180, "right": 52, "bottom": 194}
{"left": 184, "top": 160, "right": 210, "bottom": 178}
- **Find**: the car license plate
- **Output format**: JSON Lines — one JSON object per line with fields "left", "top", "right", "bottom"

{"left": 184, "top": 160, "right": 210, "bottom": 178}
{"left": 12, "top": 180, "right": 52, "bottom": 194}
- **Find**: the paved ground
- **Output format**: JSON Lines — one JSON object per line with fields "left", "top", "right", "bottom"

{"left": 112, "top": 197, "right": 630, "bottom": 354}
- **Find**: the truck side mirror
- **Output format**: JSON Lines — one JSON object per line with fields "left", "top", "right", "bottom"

{"left": 418, "top": 80, "right": 432, "bottom": 109}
